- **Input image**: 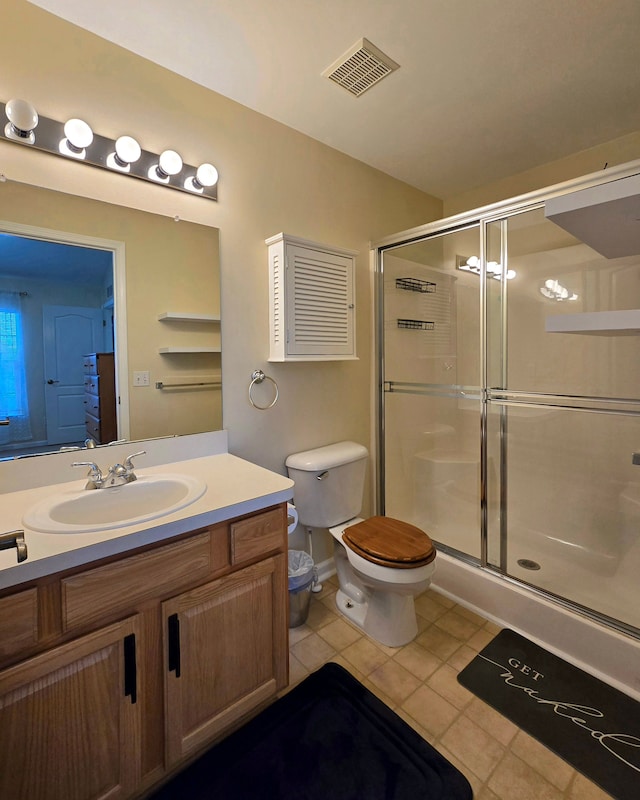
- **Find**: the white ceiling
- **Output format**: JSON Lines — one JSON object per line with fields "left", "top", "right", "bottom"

{"left": 28, "top": 0, "right": 640, "bottom": 198}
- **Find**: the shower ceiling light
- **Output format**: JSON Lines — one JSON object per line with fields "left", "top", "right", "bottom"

{"left": 539, "top": 279, "right": 579, "bottom": 301}
{"left": 1, "top": 98, "right": 218, "bottom": 201}
{"left": 456, "top": 255, "right": 515, "bottom": 280}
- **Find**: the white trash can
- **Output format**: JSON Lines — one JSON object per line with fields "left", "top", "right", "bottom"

{"left": 288, "top": 550, "right": 315, "bottom": 628}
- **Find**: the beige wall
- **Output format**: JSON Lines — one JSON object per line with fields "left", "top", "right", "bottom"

{"left": 443, "top": 131, "right": 640, "bottom": 217}
{"left": 1, "top": 0, "right": 442, "bottom": 501}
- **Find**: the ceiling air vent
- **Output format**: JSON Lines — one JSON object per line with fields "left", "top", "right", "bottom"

{"left": 323, "top": 38, "right": 399, "bottom": 97}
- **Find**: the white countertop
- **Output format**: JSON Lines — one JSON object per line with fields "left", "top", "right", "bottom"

{"left": 0, "top": 446, "right": 294, "bottom": 590}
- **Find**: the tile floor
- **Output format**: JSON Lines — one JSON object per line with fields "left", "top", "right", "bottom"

{"left": 286, "top": 577, "right": 614, "bottom": 799}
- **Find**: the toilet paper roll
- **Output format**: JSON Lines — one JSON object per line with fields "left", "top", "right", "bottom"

{"left": 287, "top": 503, "right": 299, "bottom": 535}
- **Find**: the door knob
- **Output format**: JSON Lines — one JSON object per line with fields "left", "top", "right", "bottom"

{"left": 47, "top": 379, "right": 60, "bottom": 384}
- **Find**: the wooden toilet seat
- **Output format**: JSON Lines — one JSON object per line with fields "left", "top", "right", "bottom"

{"left": 342, "top": 516, "right": 436, "bottom": 569}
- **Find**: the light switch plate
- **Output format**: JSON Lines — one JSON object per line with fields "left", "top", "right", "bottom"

{"left": 133, "top": 371, "right": 150, "bottom": 386}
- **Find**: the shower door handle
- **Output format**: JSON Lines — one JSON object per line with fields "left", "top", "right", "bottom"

{"left": 633, "top": 453, "right": 640, "bottom": 466}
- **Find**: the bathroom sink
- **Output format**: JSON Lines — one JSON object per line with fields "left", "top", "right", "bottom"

{"left": 23, "top": 474, "right": 207, "bottom": 534}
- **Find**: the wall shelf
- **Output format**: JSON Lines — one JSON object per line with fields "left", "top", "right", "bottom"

{"left": 545, "top": 309, "right": 640, "bottom": 335}
{"left": 158, "top": 312, "right": 220, "bottom": 323}
{"left": 158, "top": 347, "right": 221, "bottom": 354}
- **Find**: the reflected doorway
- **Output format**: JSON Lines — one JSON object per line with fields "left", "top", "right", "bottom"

{"left": 0, "top": 232, "right": 116, "bottom": 457}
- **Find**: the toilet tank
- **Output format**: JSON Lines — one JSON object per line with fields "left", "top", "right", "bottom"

{"left": 285, "top": 441, "right": 368, "bottom": 528}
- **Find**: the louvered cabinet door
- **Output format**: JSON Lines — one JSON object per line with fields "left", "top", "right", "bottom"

{"left": 0, "top": 616, "right": 142, "bottom": 800}
{"left": 267, "top": 233, "right": 358, "bottom": 361}
{"left": 286, "top": 244, "right": 355, "bottom": 357}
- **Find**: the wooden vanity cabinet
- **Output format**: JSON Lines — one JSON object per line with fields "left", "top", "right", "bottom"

{"left": 0, "top": 615, "right": 142, "bottom": 800}
{"left": 0, "top": 503, "right": 288, "bottom": 800}
{"left": 164, "top": 555, "right": 286, "bottom": 765}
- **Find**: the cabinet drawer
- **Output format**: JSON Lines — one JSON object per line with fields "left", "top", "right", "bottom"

{"left": 230, "top": 508, "right": 284, "bottom": 564}
{"left": 82, "top": 354, "right": 98, "bottom": 373}
{"left": 0, "top": 588, "right": 38, "bottom": 660}
{"left": 62, "top": 532, "right": 212, "bottom": 631}
{"left": 84, "top": 374, "right": 100, "bottom": 394}
{"left": 83, "top": 393, "right": 101, "bottom": 416}
{"left": 84, "top": 413, "right": 101, "bottom": 441}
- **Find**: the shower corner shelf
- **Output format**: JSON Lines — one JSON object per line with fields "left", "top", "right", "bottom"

{"left": 397, "top": 318, "right": 435, "bottom": 331}
{"left": 545, "top": 309, "right": 640, "bottom": 335}
{"left": 395, "top": 277, "right": 436, "bottom": 293}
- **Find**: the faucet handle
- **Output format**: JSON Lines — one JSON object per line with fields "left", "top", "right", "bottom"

{"left": 71, "top": 461, "right": 103, "bottom": 489}
{"left": 123, "top": 450, "right": 146, "bottom": 471}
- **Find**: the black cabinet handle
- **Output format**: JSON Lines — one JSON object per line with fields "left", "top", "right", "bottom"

{"left": 123, "top": 633, "right": 137, "bottom": 704}
{"left": 168, "top": 613, "right": 181, "bottom": 678}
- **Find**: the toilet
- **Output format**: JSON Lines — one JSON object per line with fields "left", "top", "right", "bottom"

{"left": 285, "top": 441, "right": 436, "bottom": 647}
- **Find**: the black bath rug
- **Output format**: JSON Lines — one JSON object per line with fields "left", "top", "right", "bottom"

{"left": 457, "top": 628, "right": 640, "bottom": 799}
{"left": 151, "top": 661, "right": 472, "bottom": 800}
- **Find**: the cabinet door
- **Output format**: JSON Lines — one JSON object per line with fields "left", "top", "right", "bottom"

{"left": 163, "top": 555, "right": 286, "bottom": 764}
{"left": 0, "top": 616, "right": 142, "bottom": 800}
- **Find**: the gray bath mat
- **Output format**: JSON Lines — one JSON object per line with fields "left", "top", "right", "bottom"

{"left": 457, "top": 628, "right": 640, "bottom": 799}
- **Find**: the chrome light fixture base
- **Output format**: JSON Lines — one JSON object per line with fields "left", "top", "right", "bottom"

{"left": 1, "top": 100, "right": 218, "bottom": 201}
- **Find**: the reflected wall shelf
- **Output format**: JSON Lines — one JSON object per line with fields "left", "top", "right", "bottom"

{"left": 158, "top": 312, "right": 220, "bottom": 323}
{"left": 545, "top": 309, "right": 640, "bottom": 335}
{"left": 158, "top": 347, "right": 221, "bottom": 354}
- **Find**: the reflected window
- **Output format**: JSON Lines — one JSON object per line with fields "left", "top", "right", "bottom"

{"left": 0, "top": 292, "right": 31, "bottom": 441}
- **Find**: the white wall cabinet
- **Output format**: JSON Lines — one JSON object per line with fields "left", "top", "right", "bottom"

{"left": 266, "top": 232, "right": 358, "bottom": 361}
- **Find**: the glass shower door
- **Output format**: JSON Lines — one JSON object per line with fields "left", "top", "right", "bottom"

{"left": 381, "top": 224, "right": 483, "bottom": 559}
{"left": 485, "top": 205, "right": 640, "bottom": 633}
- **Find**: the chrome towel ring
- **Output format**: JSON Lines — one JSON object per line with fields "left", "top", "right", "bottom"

{"left": 249, "top": 369, "right": 279, "bottom": 410}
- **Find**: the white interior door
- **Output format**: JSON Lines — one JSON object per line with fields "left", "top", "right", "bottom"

{"left": 43, "top": 305, "right": 104, "bottom": 445}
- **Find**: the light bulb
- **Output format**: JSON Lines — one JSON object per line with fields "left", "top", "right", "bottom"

{"left": 64, "top": 118, "right": 93, "bottom": 149}
{"left": 60, "top": 118, "right": 93, "bottom": 158}
{"left": 149, "top": 149, "right": 182, "bottom": 182}
{"left": 115, "top": 135, "right": 141, "bottom": 165}
{"left": 159, "top": 149, "right": 182, "bottom": 176}
{"left": 196, "top": 163, "right": 218, "bottom": 187}
{"left": 107, "top": 135, "right": 142, "bottom": 171}
{"left": 186, "top": 162, "right": 219, "bottom": 192}
{"left": 4, "top": 98, "right": 38, "bottom": 144}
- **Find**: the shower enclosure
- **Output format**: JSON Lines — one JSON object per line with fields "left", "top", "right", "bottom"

{"left": 376, "top": 165, "right": 640, "bottom": 639}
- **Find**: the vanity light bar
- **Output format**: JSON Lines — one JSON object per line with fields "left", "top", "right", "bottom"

{"left": 1, "top": 100, "right": 218, "bottom": 201}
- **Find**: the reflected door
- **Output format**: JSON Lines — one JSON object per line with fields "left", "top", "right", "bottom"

{"left": 43, "top": 304, "right": 103, "bottom": 444}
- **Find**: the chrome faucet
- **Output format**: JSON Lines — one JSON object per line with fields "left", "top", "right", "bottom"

{"left": 72, "top": 450, "right": 146, "bottom": 489}
{"left": 0, "top": 530, "right": 27, "bottom": 563}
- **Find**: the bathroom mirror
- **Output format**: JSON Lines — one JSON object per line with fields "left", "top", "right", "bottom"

{"left": 0, "top": 179, "right": 221, "bottom": 459}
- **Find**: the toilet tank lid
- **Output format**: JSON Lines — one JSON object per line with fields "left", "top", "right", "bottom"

{"left": 285, "top": 441, "right": 368, "bottom": 471}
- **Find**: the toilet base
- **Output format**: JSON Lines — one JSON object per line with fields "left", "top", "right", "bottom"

{"left": 334, "top": 587, "right": 419, "bottom": 648}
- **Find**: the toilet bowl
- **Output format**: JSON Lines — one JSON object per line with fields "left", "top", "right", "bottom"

{"left": 285, "top": 441, "right": 437, "bottom": 647}
{"left": 330, "top": 517, "right": 436, "bottom": 646}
